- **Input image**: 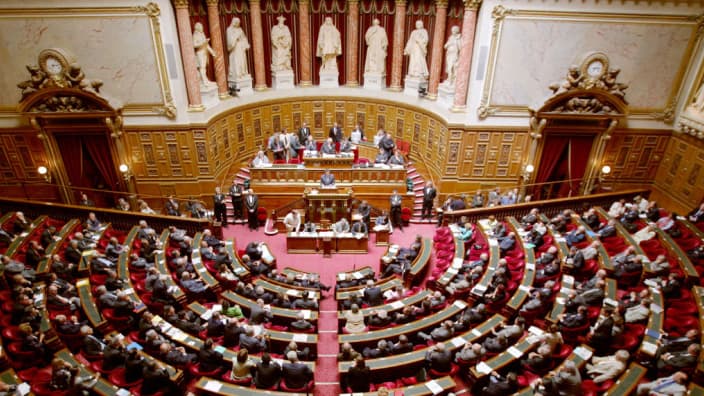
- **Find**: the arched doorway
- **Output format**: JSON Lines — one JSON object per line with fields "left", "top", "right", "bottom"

{"left": 534, "top": 133, "right": 596, "bottom": 200}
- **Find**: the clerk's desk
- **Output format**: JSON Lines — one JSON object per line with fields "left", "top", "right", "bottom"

{"left": 286, "top": 230, "right": 368, "bottom": 253}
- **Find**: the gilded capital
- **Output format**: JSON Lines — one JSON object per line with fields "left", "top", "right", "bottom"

{"left": 395, "top": 0, "right": 407, "bottom": 7}
{"left": 298, "top": 0, "right": 310, "bottom": 6}
{"left": 205, "top": 0, "right": 220, "bottom": 5}
{"left": 464, "top": 0, "right": 481, "bottom": 10}
{"left": 173, "top": 0, "right": 190, "bottom": 8}
{"left": 347, "top": 0, "right": 360, "bottom": 5}
{"left": 435, "top": 0, "right": 449, "bottom": 9}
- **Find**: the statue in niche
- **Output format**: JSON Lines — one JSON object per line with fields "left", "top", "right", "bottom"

{"left": 442, "top": 26, "right": 461, "bottom": 85}
{"left": 364, "top": 18, "right": 388, "bottom": 74}
{"left": 316, "top": 17, "right": 342, "bottom": 73}
{"left": 404, "top": 20, "right": 429, "bottom": 79}
{"left": 226, "top": 17, "right": 251, "bottom": 82}
{"left": 193, "top": 22, "right": 216, "bottom": 87}
{"left": 271, "top": 16, "right": 293, "bottom": 71}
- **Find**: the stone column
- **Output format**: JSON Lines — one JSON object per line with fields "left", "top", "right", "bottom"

{"left": 173, "top": 0, "right": 204, "bottom": 110}
{"left": 248, "top": 0, "right": 267, "bottom": 90}
{"left": 345, "top": 0, "right": 360, "bottom": 87}
{"left": 452, "top": 0, "right": 481, "bottom": 111}
{"left": 426, "top": 0, "right": 448, "bottom": 100}
{"left": 389, "top": 0, "right": 407, "bottom": 91}
{"left": 298, "top": 0, "right": 313, "bottom": 86}
{"left": 205, "top": 0, "right": 228, "bottom": 98}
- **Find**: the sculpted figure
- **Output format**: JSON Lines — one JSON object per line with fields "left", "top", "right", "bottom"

{"left": 226, "top": 17, "right": 251, "bottom": 81}
{"left": 317, "top": 17, "right": 342, "bottom": 72}
{"left": 271, "top": 16, "right": 293, "bottom": 71}
{"left": 443, "top": 26, "right": 461, "bottom": 85}
{"left": 364, "top": 19, "right": 388, "bottom": 74}
{"left": 549, "top": 66, "right": 582, "bottom": 94}
{"left": 404, "top": 20, "right": 429, "bottom": 79}
{"left": 193, "top": 22, "right": 216, "bottom": 86}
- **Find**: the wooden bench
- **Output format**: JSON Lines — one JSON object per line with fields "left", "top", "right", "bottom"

{"left": 570, "top": 214, "right": 614, "bottom": 271}
{"left": 76, "top": 222, "right": 111, "bottom": 273}
{"left": 220, "top": 290, "right": 318, "bottom": 326}
{"left": 435, "top": 223, "right": 466, "bottom": 288}
{"left": 189, "top": 302, "right": 318, "bottom": 357}
{"left": 406, "top": 238, "right": 432, "bottom": 286}
{"left": 335, "top": 276, "right": 401, "bottom": 302}
{"left": 5, "top": 215, "right": 47, "bottom": 258}
{"left": 190, "top": 233, "right": 222, "bottom": 294}
{"left": 223, "top": 238, "right": 251, "bottom": 280}
{"left": 652, "top": 227, "right": 699, "bottom": 283}
{"left": 336, "top": 289, "right": 432, "bottom": 330}
{"left": 504, "top": 217, "right": 537, "bottom": 315}
{"left": 76, "top": 278, "right": 109, "bottom": 332}
{"left": 468, "top": 222, "right": 500, "bottom": 301}
{"left": 154, "top": 229, "right": 186, "bottom": 303}
{"left": 339, "top": 300, "right": 468, "bottom": 348}
{"left": 37, "top": 218, "right": 79, "bottom": 276}
{"left": 469, "top": 331, "right": 540, "bottom": 380}
{"left": 637, "top": 286, "right": 664, "bottom": 359}
{"left": 514, "top": 344, "right": 594, "bottom": 396}
{"left": 254, "top": 278, "right": 320, "bottom": 301}
{"left": 339, "top": 314, "right": 504, "bottom": 382}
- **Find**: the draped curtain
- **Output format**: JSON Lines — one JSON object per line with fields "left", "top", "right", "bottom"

{"left": 83, "top": 135, "right": 121, "bottom": 191}
{"left": 535, "top": 135, "right": 594, "bottom": 199}
{"left": 54, "top": 135, "right": 84, "bottom": 189}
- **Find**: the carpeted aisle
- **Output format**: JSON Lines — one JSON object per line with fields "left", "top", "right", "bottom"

{"left": 221, "top": 223, "right": 438, "bottom": 395}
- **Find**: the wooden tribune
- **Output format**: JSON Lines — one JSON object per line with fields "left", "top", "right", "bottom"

{"left": 303, "top": 186, "right": 353, "bottom": 223}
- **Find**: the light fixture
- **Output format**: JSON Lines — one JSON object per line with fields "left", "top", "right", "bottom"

{"left": 119, "top": 163, "right": 133, "bottom": 181}
{"left": 522, "top": 164, "right": 534, "bottom": 181}
{"left": 599, "top": 165, "right": 612, "bottom": 183}
{"left": 37, "top": 166, "right": 51, "bottom": 183}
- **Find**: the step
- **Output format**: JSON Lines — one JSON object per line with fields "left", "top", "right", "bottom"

{"left": 413, "top": 179, "right": 424, "bottom": 186}
{"left": 240, "top": 167, "right": 250, "bottom": 174}
{"left": 236, "top": 172, "right": 250, "bottom": 180}
{"left": 408, "top": 173, "right": 422, "bottom": 180}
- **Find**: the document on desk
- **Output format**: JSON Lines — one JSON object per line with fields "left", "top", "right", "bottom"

{"left": 425, "top": 380, "right": 443, "bottom": 395}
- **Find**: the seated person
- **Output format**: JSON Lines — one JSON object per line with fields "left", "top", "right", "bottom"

{"left": 332, "top": 218, "right": 350, "bottom": 233}
{"left": 230, "top": 349, "right": 255, "bottom": 381}
{"left": 425, "top": 343, "right": 453, "bottom": 373}
{"left": 281, "top": 351, "right": 313, "bottom": 390}
{"left": 656, "top": 343, "right": 700, "bottom": 371}
{"left": 388, "top": 149, "right": 405, "bottom": 166}
{"left": 339, "top": 136, "right": 354, "bottom": 153}
{"left": 85, "top": 212, "right": 102, "bottom": 232}
{"left": 351, "top": 219, "right": 368, "bottom": 235}
{"left": 586, "top": 350, "right": 629, "bottom": 383}
{"left": 345, "top": 356, "right": 371, "bottom": 392}
{"left": 636, "top": 371, "right": 688, "bottom": 396}
{"left": 252, "top": 150, "right": 270, "bottom": 167}
{"left": 302, "top": 220, "right": 317, "bottom": 233}
{"left": 374, "top": 148, "right": 389, "bottom": 164}
{"left": 304, "top": 136, "right": 317, "bottom": 153}
{"left": 375, "top": 211, "right": 390, "bottom": 230}
{"left": 320, "top": 138, "right": 336, "bottom": 155}
{"left": 254, "top": 352, "right": 281, "bottom": 389}
{"left": 320, "top": 169, "right": 336, "bottom": 188}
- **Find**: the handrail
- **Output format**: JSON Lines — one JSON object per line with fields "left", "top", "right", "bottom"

{"left": 0, "top": 196, "right": 211, "bottom": 236}
{"left": 440, "top": 188, "right": 650, "bottom": 224}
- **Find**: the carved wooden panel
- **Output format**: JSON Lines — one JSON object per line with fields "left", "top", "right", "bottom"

{"left": 654, "top": 133, "right": 704, "bottom": 211}
{"left": 603, "top": 131, "right": 668, "bottom": 181}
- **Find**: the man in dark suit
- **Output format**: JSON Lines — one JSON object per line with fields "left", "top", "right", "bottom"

{"left": 329, "top": 122, "right": 343, "bottom": 143}
{"left": 657, "top": 343, "right": 700, "bottom": 370}
{"left": 390, "top": 190, "right": 403, "bottom": 230}
{"left": 351, "top": 219, "right": 367, "bottom": 235}
{"left": 358, "top": 201, "right": 371, "bottom": 227}
{"left": 346, "top": 356, "right": 371, "bottom": 392}
{"left": 380, "top": 132, "right": 395, "bottom": 157}
{"left": 198, "top": 338, "right": 224, "bottom": 372}
{"left": 320, "top": 169, "right": 335, "bottom": 187}
{"left": 281, "top": 351, "right": 313, "bottom": 389}
{"left": 254, "top": 352, "right": 281, "bottom": 389}
{"left": 239, "top": 326, "right": 268, "bottom": 353}
{"left": 245, "top": 189, "right": 259, "bottom": 230}
{"left": 426, "top": 343, "right": 453, "bottom": 373}
{"left": 213, "top": 187, "right": 227, "bottom": 225}
{"left": 298, "top": 122, "right": 311, "bottom": 143}
{"left": 482, "top": 371, "right": 518, "bottom": 396}
{"left": 588, "top": 307, "right": 615, "bottom": 355}
{"left": 268, "top": 131, "right": 285, "bottom": 160}
{"left": 362, "top": 280, "right": 383, "bottom": 306}
{"left": 422, "top": 181, "right": 436, "bottom": 220}
{"left": 229, "top": 181, "right": 244, "bottom": 222}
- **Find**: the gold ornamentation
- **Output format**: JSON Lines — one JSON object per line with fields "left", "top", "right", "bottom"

{"left": 172, "top": 0, "right": 190, "bottom": 8}
{"left": 548, "top": 53, "right": 628, "bottom": 103}
{"left": 491, "top": 5, "right": 514, "bottom": 21}
{"left": 649, "top": 99, "right": 676, "bottom": 124}
{"left": 435, "top": 0, "right": 449, "bottom": 8}
{"left": 477, "top": 104, "right": 496, "bottom": 119}
{"left": 691, "top": 12, "right": 704, "bottom": 38}
{"left": 134, "top": 2, "right": 160, "bottom": 16}
{"left": 465, "top": 0, "right": 481, "bottom": 10}
{"left": 18, "top": 48, "right": 104, "bottom": 100}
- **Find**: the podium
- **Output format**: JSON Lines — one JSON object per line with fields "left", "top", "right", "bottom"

{"left": 304, "top": 187, "right": 353, "bottom": 223}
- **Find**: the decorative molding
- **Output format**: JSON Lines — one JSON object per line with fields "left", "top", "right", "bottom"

{"left": 477, "top": 8, "right": 699, "bottom": 120}
{"left": 464, "top": 0, "right": 481, "bottom": 11}
{"left": 172, "top": 0, "right": 190, "bottom": 8}
{"left": 134, "top": 2, "right": 160, "bottom": 16}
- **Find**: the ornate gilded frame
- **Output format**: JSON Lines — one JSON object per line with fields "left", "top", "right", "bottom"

{"left": 477, "top": 5, "right": 704, "bottom": 123}
{"left": 0, "top": 2, "right": 175, "bottom": 119}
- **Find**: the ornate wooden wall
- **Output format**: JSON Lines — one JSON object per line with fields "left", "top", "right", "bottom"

{"left": 602, "top": 130, "right": 669, "bottom": 186}
{"left": 0, "top": 128, "right": 59, "bottom": 201}
{"left": 653, "top": 133, "right": 704, "bottom": 213}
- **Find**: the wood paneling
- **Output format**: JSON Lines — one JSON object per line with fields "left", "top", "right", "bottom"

{"left": 653, "top": 133, "right": 704, "bottom": 212}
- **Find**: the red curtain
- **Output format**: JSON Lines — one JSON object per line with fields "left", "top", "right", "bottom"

{"left": 534, "top": 135, "right": 568, "bottom": 200}
{"left": 83, "top": 135, "right": 120, "bottom": 191}
{"left": 54, "top": 135, "right": 84, "bottom": 189}
{"left": 567, "top": 135, "right": 594, "bottom": 196}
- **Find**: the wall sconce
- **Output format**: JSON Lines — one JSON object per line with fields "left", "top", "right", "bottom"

{"left": 522, "top": 164, "right": 535, "bottom": 181}
{"left": 599, "top": 165, "right": 611, "bottom": 183}
{"left": 37, "top": 166, "right": 51, "bottom": 183}
{"left": 119, "top": 164, "right": 133, "bottom": 181}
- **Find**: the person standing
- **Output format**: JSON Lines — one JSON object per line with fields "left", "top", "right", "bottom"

{"left": 214, "top": 187, "right": 227, "bottom": 225}
{"left": 298, "top": 122, "right": 311, "bottom": 143}
{"left": 422, "top": 181, "right": 436, "bottom": 220}
{"left": 358, "top": 201, "right": 371, "bottom": 228}
{"left": 229, "top": 180, "right": 244, "bottom": 222}
{"left": 390, "top": 189, "right": 403, "bottom": 230}
{"left": 245, "top": 189, "right": 259, "bottom": 231}
{"left": 329, "top": 122, "right": 343, "bottom": 143}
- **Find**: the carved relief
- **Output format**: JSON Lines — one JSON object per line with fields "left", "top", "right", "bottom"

{"left": 448, "top": 142, "right": 459, "bottom": 163}
{"left": 688, "top": 164, "right": 700, "bottom": 186}
{"left": 18, "top": 48, "right": 103, "bottom": 100}
{"left": 196, "top": 142, "right": 207, "bottom": 163}
{"left": 396, "top": 119, "right": 403, "bottom": 139}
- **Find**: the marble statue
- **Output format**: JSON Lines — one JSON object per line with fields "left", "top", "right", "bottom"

{"left": 364, "top": 19, "right": 388, "bottom": 74}
{"left": 317, "top": 17, "right": 342, "bottom": 73}
{"left": 442, "top": 26, "right": 461, "bottom": 85}
{"left": 404, "top": 20, "right": 429, "bottom": 79}
{"left": 271, "top": 16, "right": 293, "bottom": 71}
{"left": 226, "top": 17, "right": 251, "bottom": 82}
{"left": 193, "top": 22, "right": 216, "bottom": 87}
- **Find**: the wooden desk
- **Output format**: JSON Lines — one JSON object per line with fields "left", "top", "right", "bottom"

{"left": 221, "top": 291, "right": 319, "bottom": 326}
{"left": 5, "top": 215, "right": 46, "bottom": 258}
{"left": 76, "top": 278, "right": 109, "bottom": 332}
{"left": 514, "top": 344, "right": 593, "bottom": 396}
{"left": 154, "top": 230, "right": 186, "bottom": 303}
{"left": 653, "top": 227, "right": 699, "bottom": 282}
{"left": 302, "top": 155, "right": 354, "bottom": 168}
{"left": 505, "top": 217, "right": 537, "bottom": 315}
{"left": 469, "top": 334, "right": 538, "bottom": 380}
{"left": 374, "top": 227, "right": 390, "bottom": 246}
{"left": 254, "top": 278, "right": 320, "bottom": 301}
{"left": 286, "top": 231, "right": 368, "bottom": 254}
{"left": 191, "top": 233, "right": 222, "bottom": 294}
{"left": 55, "top": 348, "right": 134, "bottom": 396}
{"left": 337, "top": 290, "right": 432, "bottom": 329}
{"left": 603, "top": 362, "right": 647, "bottom": 396}
{"left": 406, "top": 238, "right": 432, "bottom": 286}
{"left": 37, "top": 218, "right": 79, "bottom": 276}
{"left": 335, "top": 276, "right": 401, "bottom": 302}
{"left": 570, "top": 214, "right": 614, "bottom": 271}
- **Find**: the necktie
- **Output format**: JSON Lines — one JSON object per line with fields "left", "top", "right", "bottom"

{"left": 653, "top": 378, "right": 675, "bottom": 392}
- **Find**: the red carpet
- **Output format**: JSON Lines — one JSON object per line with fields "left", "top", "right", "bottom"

{"left": 221, "top": 223, "right": 438, "bottom": 394}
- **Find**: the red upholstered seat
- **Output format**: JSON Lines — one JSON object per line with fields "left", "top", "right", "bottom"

{"left": 108, "top": 368, "right": 143, "bottom": 388}
{"left": 257, "top": 207, "right": 268, "bottom": 223}
{"left": 32, "top": 381, "right": 68, "bottom": 396}
{"left": 279, "top": 379, "right": 314, "bottom": 392}
{"left": 220, "top": 371, "right": 252, "bottom": 385}
{"left": 188, "top": 362, "right": 222, "bottom": 377}
{"left": 429, "top": 363, "right": 459, "bottom": 378}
